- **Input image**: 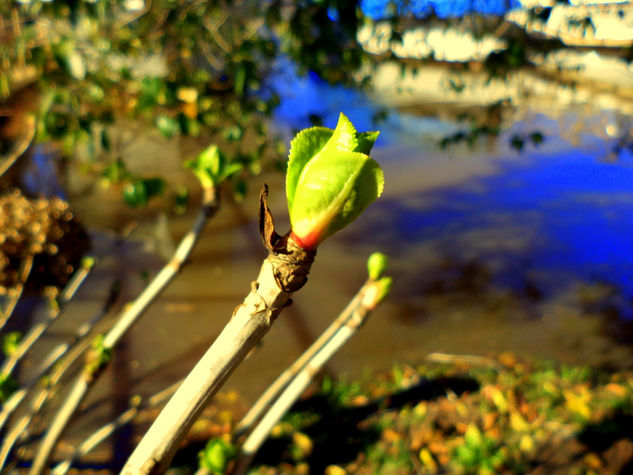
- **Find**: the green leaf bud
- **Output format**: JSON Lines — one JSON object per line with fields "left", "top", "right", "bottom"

{"left": 84, "top": 334, "right": 112, "bottom": 376}
{"left": 80, "top": 256, "right": 96, "bottom": 269}
{"left": 286, "top": 113, "right": 383, "bottom": 250}
{"left": 367, "top": 252, "right": 388, "bottom": 280}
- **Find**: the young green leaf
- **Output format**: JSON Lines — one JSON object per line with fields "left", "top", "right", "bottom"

{"left": 123, "top": 181, "right": 148, "bottom": 207}
{"left": 122, "top": 178, "right": 165, "bottom": 207}
{"left": 185, "top": 144, "right": 242, "bottom": 188}
{"left": 155, "top": 115, "right": 180, "bottom": 139}
{"left": 286, "top": 126, "right": 333, "bottom": 215}
{"left": 286, "top": 113, "right": 383, "bottom": 250}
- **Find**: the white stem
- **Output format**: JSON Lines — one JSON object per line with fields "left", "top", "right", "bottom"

{"left": 0, "top": 337, "right": 91, "bottom": 470}
{"left": 52, "top": 380, "right": 180, "bottom": 475}
{"left": 29, "top": 378, "right": 89, "bottom": 475}
{"left": 27, "top": 190, "right": 218, "bottom": 475}
{"left": 0, "top": 291, "right": 112, "bottom": 434}
{"left": 1, "top": 261, "right": 92, "bottom": 376}
{"left": 122, "top": 257, "right": 294, "bottom": 474}
{"left": 0, "top": 254, "right": 33, "bottom": 330}
{"left": 234, "top": 285, "right": 365, "bottom": 438}
{"left": 0, "top": 286, "right": 23, "bottom": 330}
{"left": 233, "top": 303, "right": 371, "bottom": 475}
{"left": 103, "top": 210, "right": 208, "bottom": 348}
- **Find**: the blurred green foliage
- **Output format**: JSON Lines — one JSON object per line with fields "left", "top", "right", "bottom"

{"left": 0, "top": 372, "right": 17, "bottom": 403}
{"left": 198, "top": 437, "right": 236, "bottom": 474}
{"left": 1, "top": 331, "right": 21, "bottom": 358}
{"left": 250, "top": 355, "right": 633, "bottom": 474}
{"left": 0, "top": 0, "right": 370, "bottom": 204}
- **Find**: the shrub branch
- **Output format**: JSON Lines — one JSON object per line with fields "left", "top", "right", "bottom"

{"left": 121, "top": 185, "right": 316, "bottom": 474}
{"left": 27, "top": 186, "right": 219, "bottom": 475}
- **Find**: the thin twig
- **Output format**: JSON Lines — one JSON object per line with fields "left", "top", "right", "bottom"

{"left": 0, "top": 225, "right": 136, "bottom": 453}
{"left": 28, "top": 186, "right": 219, "bottom": 475}
{"left": 0, "top": 259, "right": 93, "bottom": 376}
{"left": 0, "top": 329, "right": 97, "bottom": 472}
{"left": 0, "top": 278, "right": 120, "bottom": 434}
{"left": 0, "top": 262, "right": 98, "bottom": 471}
{"left": 203, "top": 17, "right": 232, "bottom": 54}
{"left": 233, "top": 288, "right": 365, "bottom": 439}
{"left": 0, "top": 115, "right": 36, "bottom": 179}
{"left": 231, "top": 281, "right": 384, "bottom": 474}
{"left": 0, "top": 254, "right": 34, "bottom": 330}
{"left": 51, "top": 380, "right": 181, "bottom": 475}
{"left": 114, "top": 0, "right": 152, "bottom": 30}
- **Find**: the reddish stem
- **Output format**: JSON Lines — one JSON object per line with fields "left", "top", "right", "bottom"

{"left": 289, "top": 231, "right": 319, "bottom": 251}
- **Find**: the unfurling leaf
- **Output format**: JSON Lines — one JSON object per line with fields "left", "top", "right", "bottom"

{"left": 185, "top": 144, "right": 242, "bottom": 188}
{"left": 286, "top": 113, "right": 384, "bottom": 250}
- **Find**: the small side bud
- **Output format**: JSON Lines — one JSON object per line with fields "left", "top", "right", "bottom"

{"left": 367, "top": 252, "right": 388, "bottom": 280}
{"left": 84, "top": 334, "right": 112, "bottom": 379}
{"left": 81, "top": 256, "right": 96, "bottom": 269}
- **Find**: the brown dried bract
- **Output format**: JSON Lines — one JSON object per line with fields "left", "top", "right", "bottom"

{"left": 259, "top": 184, "right": 315, "bottom": 293}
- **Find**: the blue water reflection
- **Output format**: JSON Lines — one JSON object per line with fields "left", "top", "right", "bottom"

{"left": 360, "top": 0, "right": 521, "bottom": 19}
{"left": 375, "top": 148, "right": 633, "bottom": 298}
{"left": 273, "top": 58, "right": 457, "bottom": 143}
{"left": 273, "top": 60, "right": 382, "bottom": 135}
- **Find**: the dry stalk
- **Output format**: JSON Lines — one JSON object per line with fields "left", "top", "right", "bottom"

{"left": 1, "top": 259, "right": 93, "bottom": 376}
{"left": 27, "top": 186, "right": 219, "bottom": 475}
{"left": 0, "top": 278, "right": 120, "bottom": 434}
{"left": 231, "top": 281, "right": 382, "bottom": 474}
{"left": 52, "top": 379, "right": 181, "bottom": 475}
